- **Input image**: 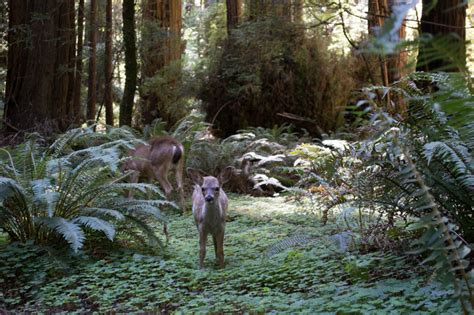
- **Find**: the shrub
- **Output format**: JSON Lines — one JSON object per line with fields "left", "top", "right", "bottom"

{"left": 186, "top": 125, "right": 297, "bottom": 194}
{"left": 200, "top": 18, "right": 357, "bottom": 137}
{"left": 289, "top": 72, "right": 474, "bottom": 309}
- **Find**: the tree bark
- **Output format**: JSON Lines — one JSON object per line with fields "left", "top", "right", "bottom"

{"left": 226, "top": 0, "right": 241, "bottom": 34}
{"left": 5, "top": 0, "right": 76, "bottom": 133}
{"left": 104, "top": 0, "right": 114, "bottom": 126}
{"left": 86, "top": 0, "right": 97, "bottom": 124}
{"left": 120, "top": 0, "right": 137, "bottom": 127}
{"left": 417, "top": 0, "right": 466, "bottom": 72}
{"left": 73, "top": 0, "right": 85, "bottom": 125}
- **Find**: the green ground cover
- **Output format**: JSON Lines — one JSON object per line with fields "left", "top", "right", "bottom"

{"left": 0, "top": 195, "right": 459, "bottom": 313}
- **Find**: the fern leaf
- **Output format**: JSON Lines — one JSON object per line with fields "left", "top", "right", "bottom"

{"left": 35, "top": 217, "right": 85, "bottom": 252}
{"left": 264, "top": 234, "right": 315, "bottom": 258}
{"left": 48, "top": 128, "right": 82, "bottom": 158}
{"left": 123, "top": 203, "right": 168, "bottom": 223}
{"left": 81, "top": 207, "right": 125, "bottom": 221}
{"left": 72, "top": 216, "right": 115, "bottom": 241}
{"left": 112, "top": 183, "right": 164, "bottom": 197}
{"left": 31, "top": 178, "right": 59, "bottom": 217}
{"left": 0, "top": 177, "right": 27, "bottom": 200}
{"left": 123, "top": 214, "right": 164, "bottom": 249}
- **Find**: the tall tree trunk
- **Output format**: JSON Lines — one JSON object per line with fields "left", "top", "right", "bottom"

{"left": 140, "top": 0, "right": 183, "bottom": 128}
{"left": 86, "top": 0, "right": 97, "bottom": 124}
{"left": 226, "top": 0, "right": 241, "bottom": 34}
{"left": 416, "top": 0, "right": 466, "bottom": 72}
{"left": 104, "top": 0, "right": 114, "bottom": 126}
{"left": 73, "top": 0, "right": 85, "bottom": 125}
{"left": 66, "top": 0, "right": 76, "bottom": 121}
{"left": 5, "top": 0, "right": 76, "bottom": 133}
{"left": 120, "top": 0, "right": 137, "bottom": 127}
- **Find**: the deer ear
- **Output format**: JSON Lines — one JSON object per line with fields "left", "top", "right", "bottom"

{"left": 187, "top": 168, "right": 204, "bottom": 186}
{"left": 218, "top": 166, "right": 234, "bottom": 185}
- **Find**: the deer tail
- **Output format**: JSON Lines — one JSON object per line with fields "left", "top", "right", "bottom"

{"left": 172, "top": 145, "right": 182, "bottom": 164}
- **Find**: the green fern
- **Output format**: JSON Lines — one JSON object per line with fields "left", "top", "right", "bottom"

{"left": 34, "top": 217, "right": 85, "bottom": 253}
{"left": 0, "top": 128, "right": 170, "bottom": 253}
{"left": 264, "top": 234, "right": 315, "bottom": 258}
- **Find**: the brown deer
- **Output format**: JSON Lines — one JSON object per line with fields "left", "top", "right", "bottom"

{"left": 123, "top": 136, "right": 185, "bottom": 211}
{"left": 187, "top": 167, "right": 233, "bottom": 269}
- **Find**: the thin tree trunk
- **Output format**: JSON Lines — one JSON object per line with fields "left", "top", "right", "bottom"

{"left": 5, "top": 0, "right": 76, "bottom": 133}
{"left": 417, "top": 0, "right": 466, "bottom": 72}
{"left": 120, "top": 0, "right": 137, "bottom": 127}
{"left": 104, "top": 0, "right": 114, "bottom": 126}
{"left": 66, "top": 0, "right": 76, "bottom": 122}
{"left": 87, "top": 0, "right": 97, "bottom": 124}
{"left": 73, "top": 0, "right": 85, "bottom": 125}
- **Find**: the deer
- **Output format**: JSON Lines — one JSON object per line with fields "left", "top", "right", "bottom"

{"left": 187, "top": 167, "right": 234, "bottom": 269}
{"left": 123, "top": 136, "right": 185, "bottom": 212}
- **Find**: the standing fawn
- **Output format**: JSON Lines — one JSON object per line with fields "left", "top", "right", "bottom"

{"left": 123, "top": 136, "right": 185, "bottom": 212}
{"left": 187, "top": 167, "right": 233, "bottom": 269}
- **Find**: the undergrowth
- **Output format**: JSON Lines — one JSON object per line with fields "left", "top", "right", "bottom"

{"left": 0, "top": 195, "right": 460, "bottom": 313}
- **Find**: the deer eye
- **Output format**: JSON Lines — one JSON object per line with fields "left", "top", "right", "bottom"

{"left": 201, "top": 188, "right": 206, "bottom": 193}
{"left": 214, "top": 187, "right": 219, "bottom": 192}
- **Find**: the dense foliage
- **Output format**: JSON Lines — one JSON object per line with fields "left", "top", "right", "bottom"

{"left": 0, "top": 128, "right": 172, "bottom": 253}
{"left": 200, "top": 16, "right": 357, "bottom": 137}
{"left": 0, "top": 197, "right": 460, "bottom": 313}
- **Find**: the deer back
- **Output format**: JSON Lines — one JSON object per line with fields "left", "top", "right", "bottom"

{"left": 148, "top": 136, "right": 184, "bottom": 167}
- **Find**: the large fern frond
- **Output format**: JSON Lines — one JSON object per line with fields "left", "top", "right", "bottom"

{"left": 35, "top": 217, "right": 85, "bottom": 253}
{"left": 80, "top": 207, "right": 125, "bottom": 221}
{"left": 72, "top": 216, "right": 115, "bottom": 241}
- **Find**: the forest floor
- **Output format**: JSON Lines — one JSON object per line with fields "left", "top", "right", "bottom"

{"left": 1, "top": 195, "right": 461, "bottom": 313}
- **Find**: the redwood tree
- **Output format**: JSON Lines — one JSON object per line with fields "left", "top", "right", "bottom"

{"left": 120, "top": 0, "right": 137, "bottom": 127}
{"left": 73, "top": 0, "right": 85, "bottom": 125}
{"left": 104, "top": 0, "right": 114, "bottom": 125}
{"left": 86, "top": 0, "right": 98, "bottom": 124}
{"left": 5, "top": 0, "right": 76, "bottom": 132}
{"left": 417, "top": 0, "right": 467, "bottom": 72}
{"left": 226, "top": 0, "right": 241, "bottom": 34}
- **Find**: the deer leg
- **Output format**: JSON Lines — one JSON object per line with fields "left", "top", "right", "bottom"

{"left": 146, "top": 167, "right": 155, "bottom": 199}
{"left": 199, "top": 231, "right": 207, "bottom": 269}
{"left": 212, "top": 234, "right": 218, "bottom": 260}
{"left": 216, "top": 231, "right": 225, "bottom": 268}
{"left": 127, "top": 171, "right": 140, "bottom": 199}
{"left": 175, "top": 156, "right": 186, "bottom": 212}
{"left": 155, "top": 164, "right": 172, "bottom": 197}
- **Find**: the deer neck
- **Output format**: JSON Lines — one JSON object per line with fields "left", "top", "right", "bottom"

{"left": 204, "top": 199, "right": 223, "bottom": 218}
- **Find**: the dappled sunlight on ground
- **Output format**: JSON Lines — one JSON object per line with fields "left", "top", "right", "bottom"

{"left": 2, "top": 195, "right": 460, "bottom": 313}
